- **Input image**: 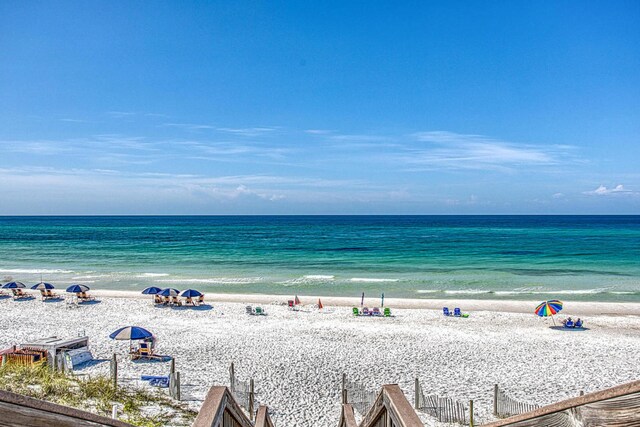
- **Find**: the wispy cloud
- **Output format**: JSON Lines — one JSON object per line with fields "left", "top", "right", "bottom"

{"left": 106, "top": 111, "right": 138, "bottom": 118}
{"left": 583, "top": 184, "right": 637, "bottom": 196}
{"left": 305, "top": 129, "right": 333, "bottom": 135}
{"left": 60, "top": 118, "right": 88, "bottom": 123}
{"left": 215, "top": 127, "right": 278, "bottom": 137}
{"left": 161, "top": 122, "right": 216, "bottom": 131}
{"left": 402, "top": 131, "right": 574, "bottom": 171}
{"left": 329, "top": 133, "right": 390, "bottom": 142}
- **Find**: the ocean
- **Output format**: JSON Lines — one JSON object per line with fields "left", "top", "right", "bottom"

{"left": 1, "top": 215, "right": 639, "bottom": 302}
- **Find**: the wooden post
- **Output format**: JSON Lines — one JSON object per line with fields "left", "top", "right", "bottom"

{"left": 414, "top": 378, "right": 419, "bottom": 409}
{"left": 230, "top": 362, "right": 235, "bottom": 393}
{"left": 342, "top": 373, "right": 347, "bottom": 404}
{"left": 469, "top": 400, "right": 474, "bottom": 427}
{"left": 493, "top": 384, "right": 498, "bottom": 416}
{"left": 249, "top": 378, "right": 255, "bottom": 421}
{"left": 170, "top": 358, "right": 175, "bottom": 375}
{"left": 110, "top": 353, "right": 117, "bottom": 390}
{"left": 176, "top": 372, "right": 181, "bottom": 401}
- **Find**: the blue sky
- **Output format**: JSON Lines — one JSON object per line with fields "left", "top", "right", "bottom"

{"left": 0, "top": 1, "right": 639, "bottom": 214}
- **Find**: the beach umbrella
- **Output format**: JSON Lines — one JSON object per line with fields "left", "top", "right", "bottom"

{"left": 109, "top": 326, "right": 153, "bottom": 341}
{"left": 31, "top": 282, "right": 55, "bottom": 290}
{"left": 3, "top": 281, "right": 26, "bottom": 289}
{"left": 381, "top": 293, "right": 385, "bottom": 307}
{"left": 360, "top": 292, "right": 365, "bottom": 307}
{"left": 318, "top": 298, "right": 323, "bottom": 310}
{"left": 180, "top": 289, "right": 202, "bottom": 298}
{"left": 158, "top": 288, "right": 180, "bottom": 297}
{"left": 535, "top": 300, "right": 563, "bottom": 326}
{"left": 141, "top": 286, "right": 162, "bottom": 295}
{"left": 294, "top": 295, "right": 301, "bottom": 305}
{"left": 66, "top": 284, "right": 90, "bottom": 293}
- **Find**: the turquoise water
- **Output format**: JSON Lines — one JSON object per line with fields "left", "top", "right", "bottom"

{"left": 0, "top": 216, "right": 639, "bottom": 302}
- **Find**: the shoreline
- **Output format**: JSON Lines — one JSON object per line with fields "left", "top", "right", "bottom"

{"left": 91, "top": 289, "right": 640, "bottom": 316}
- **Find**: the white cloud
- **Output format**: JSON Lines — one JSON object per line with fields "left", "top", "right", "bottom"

{"left": 215, "top": 127, "right": 277, "bottom": 137}
{"left": 404, "top": 131, "right": 569, "bottom": 171}
{"left": 583, "top": 184, "right": 636, "bottom": 196}
{"left": 552, "top": 193, "right": 565, "bottom": 199}
{"left": 305, "top": 129, "right": 333, "bottom": 135}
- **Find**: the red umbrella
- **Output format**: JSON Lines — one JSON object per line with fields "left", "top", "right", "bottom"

{"left": 318, "top": 298, "right": 323, "bottom": 309}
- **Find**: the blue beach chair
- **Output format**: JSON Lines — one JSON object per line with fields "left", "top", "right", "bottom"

{"left": 454, "top": 308, "right": 462, "bottom": 317}
{"left": 443, "top": 307, "right": 451, "bottom": 316}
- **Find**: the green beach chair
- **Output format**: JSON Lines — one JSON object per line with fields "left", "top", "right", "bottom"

{"left": 383, "top": 307, "right": 391, "bottom": 317}
{"left": 255, "top": 306, "right": 265, "bottom": 315}
{"left": 352, "top": 307, "right": 360, "bottom": 316}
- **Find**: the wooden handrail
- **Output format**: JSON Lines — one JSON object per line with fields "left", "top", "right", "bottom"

{"left": 480, "top": 379, "right": 640, "bottom": 427}
{"left": 359, "top": 384, "right": 423, "bottom": 427}
{"left": 0, "top": 389, "right": 132, "bottom": 426}
{"left": 254, "top": 405, "right": 275, "bottom": 427}
{"left": 192, "top": 386, "right": 254, "bottom": 427}
{"left": 337, "top": 403, "right": 358, "bottom": 427}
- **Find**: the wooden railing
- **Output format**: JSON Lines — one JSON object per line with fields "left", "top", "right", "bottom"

{"left": 193, "top": 386, "right": 276, "bottom": 427}
{"left": 339, "top": 384, "right": 423, "bottom": 427}
{"left": 192, "top": 386, "right": 254, "bottom": 427}
{"left": 0, "top": 389, "right": 132, "bottom": 427}
{"left": 480, "top": 379, "right": 640, "bottom": 427}
{"left": 254, "top": 406, "right": 275, "bottom": 427}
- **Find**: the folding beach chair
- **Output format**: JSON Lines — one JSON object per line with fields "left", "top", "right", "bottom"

{"left": 453, "top": 308, "right": 462, "bottom": 317}
{"left": 352, "top": 307, "right": 360, "bottom": 316}
{"left": 372, "top": 307, "right": 381, "bottom": 316}
{"left": 255, "top": 306, "right": 265, "bottom": 315}
{"left": 362, "top": 307, "right": 370, "bottom": 316}
{"left": 246, "top": 305, "right": 255, "bottom": 315}
{"left": 45, "top": 290, "right": 59, "bottom": 299}
{"left": 383, "top": 307, "right": 391, "bottom": 317}
{"left": 443, "top": 307, "right": 451, "bottom": 316}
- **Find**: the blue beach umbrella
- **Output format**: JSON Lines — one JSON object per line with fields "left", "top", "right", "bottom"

{"left": 158, "top": 288, "right": 180, "bottom": 297}
{"left": 31, "top": 282, "right": 55, "bottom": 290}
{"left": 66, "top": 284, "right": 90, "bottom": 293}
{"left": 381, "top": 293, "right": 385, "bottom": 307}
{"left": 3, "top": 281, "right": 26, "bottom": 289}
{"left": 141, "top": 286, "right": 162, "bottom": 295}
{"left": 180, "top": 289, "right": 202, "bottom": 298}
{"left": 360, "top": 292, "right": 365, "bottom": 307}
{"left": 109, "top": 326, "right": 153, "bottom": 341}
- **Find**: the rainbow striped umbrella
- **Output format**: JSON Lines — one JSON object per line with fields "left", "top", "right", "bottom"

{"left": 535, "top": 300, "right": 563, "bottom": 325}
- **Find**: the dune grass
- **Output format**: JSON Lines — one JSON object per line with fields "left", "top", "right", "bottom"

{"left": 0, "top": 363, "right": 197, "bottom": 426}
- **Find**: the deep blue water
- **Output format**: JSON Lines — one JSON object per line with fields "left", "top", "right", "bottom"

{"left": 0, "top": 215, "right": 639, "bottom": 301}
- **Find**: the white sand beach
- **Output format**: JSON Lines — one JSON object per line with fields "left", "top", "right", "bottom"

{"left": 1, "top": 291, "right": 639, "bottom": 426}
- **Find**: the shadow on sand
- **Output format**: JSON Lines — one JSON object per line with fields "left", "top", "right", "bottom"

{"left": 75, "top": 358, "right": 110, "bottom": 370}
{"left": 132, "top": 355, "right": 173, "bottom": 364}
{"left": 549, "top": 326, "right": 590, "bottom": 332}
{"left": 78, "top": 299, "right": 102, "bottom": 305}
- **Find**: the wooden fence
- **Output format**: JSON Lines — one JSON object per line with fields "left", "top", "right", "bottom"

{"left": 414, "top": 378, "right": 470, "bottom": 425}
{"left": 493, "top": 384, "right": 540, "bottom": 418}
{"left": 341, "top": 373, "right": 378, "bottom": 416}
{"left": 229, "top": 362, "right": 258, "bottom": 421}
{"left": 480, "top": 379, "right": 640, "bottom": 427}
